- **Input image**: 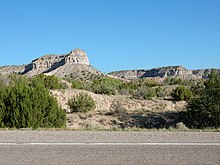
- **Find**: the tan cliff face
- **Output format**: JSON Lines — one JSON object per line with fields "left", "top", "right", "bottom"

{"left": 21, "top": 48, "right": 90, "bottom": 77}
{"left": 109, "top": 66, "right": 220, "bottom": 80}
{"left": 0, "top": 49, "right": 219, "bottom": 79}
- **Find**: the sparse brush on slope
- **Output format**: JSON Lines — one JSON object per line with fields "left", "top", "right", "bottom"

{"left": 68, "top": 93, "right": 96, "bottom": 113}
{"left": 171, "top": 86, "right": 193, "bottom": 101}
{"left": 31, "top": 74, "right": 67, "bottom": 90}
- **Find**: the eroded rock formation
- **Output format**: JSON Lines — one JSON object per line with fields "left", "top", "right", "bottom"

{"left": 109, "top": 66, "right": 220, "bottom": 80}
{"left": 21, "top": 48, "right": 90, "bottom": 76}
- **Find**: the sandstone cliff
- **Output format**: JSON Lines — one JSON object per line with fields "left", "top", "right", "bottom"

{"left": 21, "top": 48, "right": 93, "bottom": 77}
{"left": 0, "top": 49, "right": 219, "bottom": 80}
{"left": 0, "top": 48, "right": 102, "bottom": 78}
{"left": 109, "top": 66, "right": 220, "bottom": 80}
{"left": 0, "top": 65, "right": 25, "bottom": 75}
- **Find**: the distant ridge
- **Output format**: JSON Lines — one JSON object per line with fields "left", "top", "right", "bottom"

{"left": 108, "top": 66, "right": 220, "bottom": 80}
{"left": 0, "top": 49, "right": 219, "bottom": 80}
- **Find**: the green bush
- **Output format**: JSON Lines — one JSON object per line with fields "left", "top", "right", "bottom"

{"left": 119, "top": 82, "right": 138, "bottom": 94}
{"left": 0, "top": 77, "right": 66, "bottom": 129}
{"left": 132, "top": 87, "right": 156, "bottom": 100}
{"left": 164, "top": 77, "right": 184, "bottom": 85}
{"left": 91, "top": 77, "right": 122, "bottom": 95}
{"left": 171, "top": 86, "right": 193, "bottom": 101}
{"left": 184, "top": 71, "right": 220, "bottom": 128}
{"left": 139, "top": 79, "right": 160, "bottom": 87}
{"left": 68, "top": 93, "right": 96, "bottom": 113}
{"left": 155, "top": 86, "right": 170, "bottom": 98}
{"left": 72, "top": 80, "right": 85, "bottom": 89}
{"left": 31, "top": 74, "right": 65, "bottom": 89}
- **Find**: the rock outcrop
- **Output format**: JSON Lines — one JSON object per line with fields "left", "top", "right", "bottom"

{"left": 21, "top": 48, "right": 92, "bottom": 77}
{"left": 0, "top": 49, "right": 219, "bottom": 80}
{"left": 0, "top": 48, "right": 94, "bottom": 77}
{"left": 109, "top": 66, "right": 220, "bottom": 80}
{"left": 0, "top": 65, "right": 25, "bottom": 75}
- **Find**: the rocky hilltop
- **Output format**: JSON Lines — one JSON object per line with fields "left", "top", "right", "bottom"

{"left": 0, "top": 48, "right": 101, "bottom": 78}
{"left": 0, "top": 49, "right": 219, "bottom": 80}
{"left": 109, "top": 66, "right": 220, "bottom": 80}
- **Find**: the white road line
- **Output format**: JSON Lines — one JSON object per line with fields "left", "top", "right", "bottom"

{"left": 0, "top": 142, "right": 219, "bottom": 146}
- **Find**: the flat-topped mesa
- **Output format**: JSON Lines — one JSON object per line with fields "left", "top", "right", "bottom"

{"left": 146, "top": 66, "right": 193, "bottom": 77}
{"left": 109, "top": 66, "right": 194, "bottom": 79}
{"left": 65, "top": 48, "right": 89, "bottom": 65}
{"left": 22, "top": 48, "right": 90, "bottom": 75}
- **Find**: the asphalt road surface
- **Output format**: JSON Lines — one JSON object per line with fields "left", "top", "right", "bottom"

{"left": 0, "top": 131, "right": 219, "bottom": 165}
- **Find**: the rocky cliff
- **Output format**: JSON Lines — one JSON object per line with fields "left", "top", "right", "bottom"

{"left": 21, "top": 48, "right": 93, "bottom": 77}
{"left": 108, "top": 66, "right": 220, "bottom": 80}
{"left": 0, "top": 49, "right": 219, "bottom": 80}
{"left": 0, "top": 65, "right": 25, "bottom": 75}
{"left": 0, "top": 48, "right": 101, "bottom": 78}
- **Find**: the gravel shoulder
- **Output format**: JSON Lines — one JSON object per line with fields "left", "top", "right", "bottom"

{"left": 0, "top": 131, "right": 219, "bottom": 143}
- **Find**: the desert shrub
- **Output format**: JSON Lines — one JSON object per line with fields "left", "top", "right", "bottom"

{"left": 72, "top": 80, "right": 85, "bottom": 89}
{"left": 118, "top": 88, "right": 130, "bottom": 95}
{"left": 171, "top": 86, "right": 193, "bottom": 101}
{"left": 0, "top": 77, "right": 66, "bottom": 129}
{"left": 175, "top": 122, "right": 189, "bottom": 130}
{"left": 110, "top": 100, "right": 127, "bottom": 121}
{"left": 91, "top": 77, "right": 122, "bottom": 95}
{"left": 190, "top": 81, "right": 205, "bottom": 96}
{"left": 184, "top": 71, "right": 220, "bottom": 128}
{"left": 132, "top": 88, "right": 145, "bottom": 99}
{"left": 68, "top": 93, "right": 96, "bottom": 113}
{"left": 58, "top": 81, "right": 69, "bottom": 90}
{"left": 139, "top": 79, "right": 160, "bottom": 87}
{"left": 143, "top": 87, "right": 157, "bottom": 99}
{"left": 164, "top": 77, "right": 184, "bottom": 85}
{"left": 31, "top": 74, "right": 64, "bottom": 89}
{"left": 155, "top": 86, "right": 170, "bottom": 98}
{"left": 119, "top": 82, "right": 138, "bottom": 94}
{"left": 132, "top": 87, "right": 156, "bottom": 100}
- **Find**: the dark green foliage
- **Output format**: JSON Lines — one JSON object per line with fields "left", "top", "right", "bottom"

{"left": 68, "top": 93, "right": 96, "bottom": 113}
{"left": 155, "top": 86, "right": 170, "bottom": 98}
{"left": 190, "top": 81, "right": 205, "bottom": 96}
{"left": 72, "top": 80, "right": 85, "bottom": 89}
{"left": 119, "top": 81, "right": 139, "bottom": 94}
{"left": 164, "top": 77, "right": 184, "bottom": 85}
{"left": 184, "top": 71, "right": 220, "bottom": 128}
{"left": 91, "top": 77, "right": 122, "bottom": 95}
{"left": 0, "top": 77, "right": 66, "bottom": 129}
{"left": 171, "top": 86, "right": 193, "bottom": 101}
{"left": 118, "top": 79, "right": 159, "bottom": 96}
{"left": 138, "top": 79, "right": 160, "bottom": 87}
{"left": 31, "top": 74, "right": 65, "bottom": 89}
{"left": 132, "top": 87, "right": 156, "bottom": 100}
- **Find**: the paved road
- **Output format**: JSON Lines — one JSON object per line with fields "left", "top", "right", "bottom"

{"left": 0, "top": 131, "right": 219, "bottom": 164}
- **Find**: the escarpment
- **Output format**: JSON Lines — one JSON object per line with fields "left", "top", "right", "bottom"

{"left": 21, "top": 48, "right": 92, "bottom": 77}
{"left": 0, "top": 48, "right": 219, "bottom": 79}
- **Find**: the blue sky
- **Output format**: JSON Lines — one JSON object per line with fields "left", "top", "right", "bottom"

{"left": 0, "top": 0, "right": 219, "bottom": 73}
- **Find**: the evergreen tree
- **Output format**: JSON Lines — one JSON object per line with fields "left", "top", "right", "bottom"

{"left": 185, "top": 71, "right": 220, "bottom": 128}
{"left": 0, "top": 76, "right": 66, "bottom": 129}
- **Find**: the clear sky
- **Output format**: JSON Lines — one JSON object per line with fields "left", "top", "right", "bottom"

{"left": 0, "top": 0, "right": 219, "bottom": 73}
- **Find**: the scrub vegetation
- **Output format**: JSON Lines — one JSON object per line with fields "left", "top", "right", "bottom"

{"left": 0, "top": 71, "right": 219, "bottom": 130}
{"left": 0, "top": 75, "right": 66, "bottom": 129}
